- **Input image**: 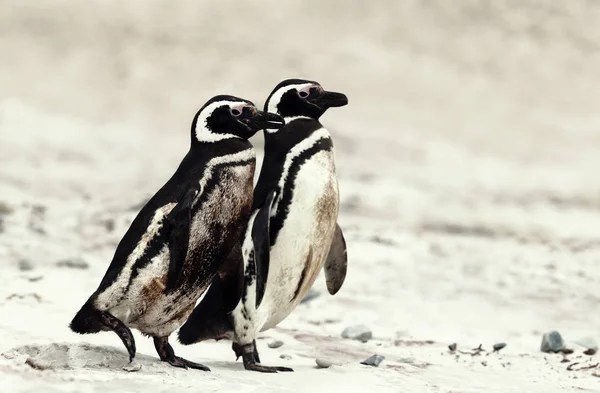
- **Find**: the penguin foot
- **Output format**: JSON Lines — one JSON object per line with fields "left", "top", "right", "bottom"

{"left": 164, "top": 356, "right": 211, "bottom": 371}
{"left": 99, "top": 311, "right": 136, "bottom": 362}
{"left": 243, "top": 360, "right": 294, "bottom": 373}
{"left": 233, "top": 340, "right": 294, "bottom": 373}
{"left": 153, "top": 336, "right": 210, "bottom": 372}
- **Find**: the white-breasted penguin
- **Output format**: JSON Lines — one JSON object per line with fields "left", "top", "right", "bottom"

{"left": 69, "top": 95, "right": 285, "bottom": 371}
{"left": 178, "top": 79, "right": 349, "bottom": 372}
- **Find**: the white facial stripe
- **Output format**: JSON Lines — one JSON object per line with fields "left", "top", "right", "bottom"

{"left": 195, "top": 100, "right": 248, "bottom": 143}
{"left": 271, "top": 127, "right": 330, "bottom": 214}
{"left": 267, "top": 83, "right": 314, "bottom": 115}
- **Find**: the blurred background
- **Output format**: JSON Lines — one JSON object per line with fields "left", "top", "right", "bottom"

{"left": 1, "top": 0, "right": 600, "bottom": 382}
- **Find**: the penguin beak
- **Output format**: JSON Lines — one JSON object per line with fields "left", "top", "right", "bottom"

{"left": 246, "top": 110, "right": 285, "bottom": 131}
{"left": 309, "top": 91, "right": 348, "bottom": 110}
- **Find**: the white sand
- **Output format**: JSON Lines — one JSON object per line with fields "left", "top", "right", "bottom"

{"left": 1, "top": 1, "right": 600, "bottom": 392}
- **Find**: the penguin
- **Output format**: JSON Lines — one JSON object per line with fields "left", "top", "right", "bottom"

{"left": 69, "top": 95, "right": 285, "bottom": 371}
{"left": 178, "top": 79, "right": 349, "bottom": 373}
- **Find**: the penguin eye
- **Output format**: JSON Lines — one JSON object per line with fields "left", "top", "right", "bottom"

{"left": 297, "top": 90, "right": 310, "bottom": 99}
{"left": 230, "top": 108, "right": 242, "bottom": 117}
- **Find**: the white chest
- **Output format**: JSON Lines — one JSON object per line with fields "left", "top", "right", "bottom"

{"left": 258, "top": 149, "right": 339, "bottom": 330}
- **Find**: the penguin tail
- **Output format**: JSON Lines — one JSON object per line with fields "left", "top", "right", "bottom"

{"left": 178, "top": 306, "right": 232, "bottom": 345}
{"left": 178, "top": 277, "right": 235, "bottom": 345}
{"left": 69, "top": 298, "right": 106, "bottom": 334}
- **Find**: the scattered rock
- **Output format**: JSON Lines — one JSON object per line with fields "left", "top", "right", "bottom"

{"left": 18, "top": 260, "right": 34, "bottom": 272}
{"left": 0, "top": 202, "right": 11, "bottom": 234}
{"left": 6, "top": 293, "right": 42, "bottom": 302}
{"left": 0, "top": 201, "right": 13, "bottom": 215}
{"left": 560, "top": 348, "right": 574, "bottom": 355}
{"left": 448, "top": 343, "right": 457, "bottom": 352}
{"left": 301, "top": 289, "right": 320, "bottom": 304}
{"left": 575, "top": 337, "right": 598, "bottom": 351}
{"left": 370, "top": 235, "right": 395, "bottom": 246}
{"left": 361, "top": 354, "right": 385, "bottom": 367}
{"left": 493, "top": 343, "right": 507, "bottom": 352}
{"left": 123, "top": 362, "right": 142, "bottom": 372}
{"left": 315, "top": 358, "right": 333, "bottom": 368}
{"left": 280, "top": 354, "right": 292, "bottom": 360}
{"left": 25, "top": 357, "right": 50, "bottom": 370}
{"left": 584, "top": 349, "right": 597, "bottom": 356}
{"left": 56, "top": 258, "right": 89, "bottom": 270}
{"left": 104, "top": 218, "right": 115, "bottom": 232}
{"left": 268, "top": 340, "right": 284, "bottom": 349}
{"left": 341, "top": 325, "right": 372, "bottom": 343}
{"left": 28, "top": 276, "right": 44, "bottom": 283}
{"left": 28, "top": 205, "right": 46, "bottom": 234}
{"left": 541, "top": 331, "right": 564, "bottom": 353}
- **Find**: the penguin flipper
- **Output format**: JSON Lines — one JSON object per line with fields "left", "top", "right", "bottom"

{"left": 251, "top": 190, "right": 276, "bottom": 308}
{"left": 323, "top": 223, "right": 348, "bottom": 295}
{"left": 165, "top": 187, "right": 198, "bottom": 292}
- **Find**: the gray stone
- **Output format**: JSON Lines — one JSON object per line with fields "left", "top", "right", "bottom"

{"left": 541, "top": 331, "right": 564, "bottom": 353}
{"left": 280, "top": 354, "right": 292, "bottom": 360}
{"left": 574, "top": 337, "right": 598, "bottom": 350}
{"left": 268, "top": 340, "right": 284, "bottom": 349}
{"left": 493, "top": 342, "right": 507, "bottom": 352}
{"left": 301, "top": 289, "right": 320, "bottom": 304}
{"left": 398, "top": 357, "right": 415, "bottom": 364}
{"left": 342, "top": 325, "right": 373, "bottom": 343}
{"left": 315, "top": 358, "right": 332, "bottom": 368}
{"left": 18, "top": 260, "right": 34, "bottom": 271}
{"left": 361, "top": 354, "right": 385, "bottom": 367}
{"left": 56, "top": 257, "right": 89, "bottom": 269}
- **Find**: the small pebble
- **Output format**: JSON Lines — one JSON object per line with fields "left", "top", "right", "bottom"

{"left": 341, "top": 325, "right": 372, "bottom": 343}
{"left": 361, "top": 354, "right": 384, "bottom": 367}
{"left": 55, "top": 258, "right": 89, "bottom": 270}
{"left": 541, "top": 331, "right": 564, "bottom": 353}
{"left": 301, "top": 289, "right": 320, "bottom": 304}
{"left": 315, "top": 358, "right": 332, "bottom": 369}
{"left": 268, "top": 340, "right": 284, "bottom": 349}
{"left": 18, "top": 260, "right": 34, "bottom": 271}
{"left": 448, "top": 343, "right": 457, "bottom": 352}
{"left": 493, "top": 343, "right": 507, "bottom": 352}
{"left": 123, "top": 362, "right": 142, "bottom": 372}
{"left": 584, "top": 348, "right": 597, "bottom": 356}
{"left": 280, "top": 354, "right": 292, "bottom": 360}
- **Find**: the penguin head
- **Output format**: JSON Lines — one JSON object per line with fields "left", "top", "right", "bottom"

{"left": 264, "top": 79, "right": 348, "bottom": 122}
{"left": 192, "top": 95, "right": 284, "bottom": 143}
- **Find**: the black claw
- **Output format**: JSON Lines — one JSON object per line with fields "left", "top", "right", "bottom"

{"left": 154, "top": 336, "right": 210, "bottom": 372}
{"left": 243, "top": 359, "right": 294, "bottom": 373}
{"left": 99, "top": 311, "right": 136, "bottom": 363}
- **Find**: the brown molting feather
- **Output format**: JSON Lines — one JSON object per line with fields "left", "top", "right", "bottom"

{"left": 292, "top": 182, "right": 339, "bottom": 302}
{"left": 291, "top": 246, "right": 313, "bottom": 302}
{"left": 141, "top": 274, "right": 168, "bottom": 304}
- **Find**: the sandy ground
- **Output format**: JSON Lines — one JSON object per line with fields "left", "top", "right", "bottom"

{"left": 1, "top": 1, "right": 600, "bottom": 392}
